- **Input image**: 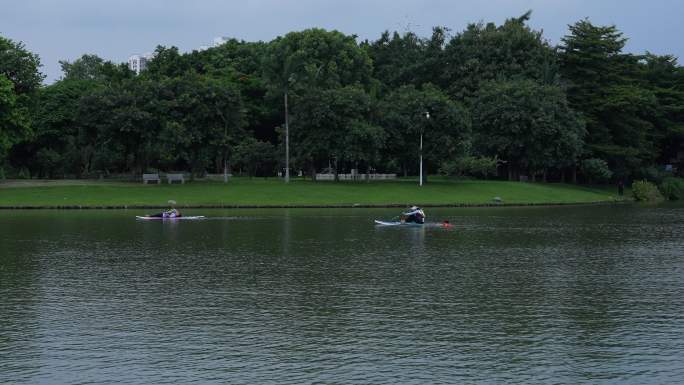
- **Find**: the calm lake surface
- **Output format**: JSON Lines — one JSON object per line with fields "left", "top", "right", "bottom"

{"left": 1, "top": 204, "right": 683, "bottom": 384}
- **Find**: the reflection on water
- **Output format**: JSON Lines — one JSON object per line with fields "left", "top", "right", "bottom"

{"left": 1, "top": 204, "right": 683, "bottom": 384}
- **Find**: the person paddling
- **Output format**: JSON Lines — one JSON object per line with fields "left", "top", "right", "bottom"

{"left": 149, "top": 208, "right": 181, "bottom": 218}
{"left": 149, "top": 200, "right": 181, "bottom": 218}
{"left": 163, "top": 208, "right": 181, "bottom": 218}
{"left": 401, "top": 206, "right": 425, "bottom": 224}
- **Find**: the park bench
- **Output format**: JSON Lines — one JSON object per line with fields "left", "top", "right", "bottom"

{"left": 166, "top": 173, "right": 185, "bottom": 184}
{"left": 142, "top": 173, "right": 161, "bottom": 184}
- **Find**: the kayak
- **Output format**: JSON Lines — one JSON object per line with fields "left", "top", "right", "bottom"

{"left": 136, "top": 216, "right": 205, "bottom": 220}
{"left": 374, "top": 220, "right": 424, "bottom": 226}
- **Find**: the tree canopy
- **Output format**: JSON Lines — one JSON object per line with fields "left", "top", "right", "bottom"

{"left": 1, "top": 12, "right": 682, "bottom": 182}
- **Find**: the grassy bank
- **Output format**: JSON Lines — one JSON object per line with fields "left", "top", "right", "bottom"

{"left": 0, "top": 178, "right": 624, "bottom": 208}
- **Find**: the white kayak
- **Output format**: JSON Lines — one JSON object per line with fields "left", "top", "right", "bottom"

{"left": 136, "top": 216, "right": 205, "bottom": 220}
{"left": 374, "top": 220, "right": 424, "bottom": 226}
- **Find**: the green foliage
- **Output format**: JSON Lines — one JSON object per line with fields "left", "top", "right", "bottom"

{"left": 0, "top": 35, "right": 43, "bottom": 166}
{"left": 631, "top": 180, "right": 664, "bottom": 201}
{"left": 0, "top": 35, "right": 44, "bottom": 94}
{"left": 35, "top": 148, "right": 63, "bottom": 178}
{"left": 59, "top": 54, "right": 133, "bottom": 84}
{"left": 233, "top": 138, "right": 276, "bottom": 176}
{"left": 290, "top": 86, "right": 382, "bottom": 174}
{"left": 364, "top": 31, "right": 425, "bottom": 91}
{"left": 559, "top": 19, "right": 670, "bottom": 175}
{"left": 378, "top": 84, "right": 470, "bottom": 177}
{"left": 581, "top": 158, "right": 613, "bottom": 183}
{"left": 659, "top": 177, "right": 684, "bottom": 200}
{"left": 0, "top": 75, "right": 31, "bottom": 161}
{"left": 1, "top": 15, "right": 682, "bottom": 183}
{"left": 144, "top": 46, "right": 190, "bottom": 79}
{"left": 442, "top": 11, "right": 558, "bottom": 101}
{"left": 265, "top": 28, "right": 373, "bottom": 92}
{"left": 633, "top": 165, "right": 668, "bottom": 184}
{"left": 473, "top": 79, "right": 585, "bottom": 176}
{"left": 12, "top": 78, "right": 103, "bottom": 176}
{"left": 439, "top": 156, "right": 497, "bottom": 178}
{"left": 364, "top": 26, "right": 448, "bottom": 92}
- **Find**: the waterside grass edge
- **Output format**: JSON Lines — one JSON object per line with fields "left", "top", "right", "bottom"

{"left": 0, "top": 178, "right": 628, "bottom": 209}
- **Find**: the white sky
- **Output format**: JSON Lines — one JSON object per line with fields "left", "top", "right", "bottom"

{"left": 2, "top": 0, "right": 682, "bottom": 83}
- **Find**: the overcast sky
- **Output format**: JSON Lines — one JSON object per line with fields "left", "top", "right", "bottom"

{"left": 2, "top": 0, "right": 683, "bottom": 83}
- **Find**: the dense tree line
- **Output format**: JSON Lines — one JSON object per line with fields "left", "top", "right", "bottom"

{"left": 1, "top": 12, "right": 682, "bottom": 182}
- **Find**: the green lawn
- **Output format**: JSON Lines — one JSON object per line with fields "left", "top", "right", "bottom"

{"left": 0, "top": 177, "right": 624, "bottom": 208}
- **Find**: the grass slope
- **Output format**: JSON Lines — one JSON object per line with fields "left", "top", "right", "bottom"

{"left": 0, "top": 178, "right": 620, "bottom": 207}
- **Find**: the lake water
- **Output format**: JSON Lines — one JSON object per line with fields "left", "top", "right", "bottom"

{"left": 1, "top": 204, "right": 683, "bottom": 384}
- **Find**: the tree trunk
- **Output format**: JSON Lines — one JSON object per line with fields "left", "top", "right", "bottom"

{"left": 334, "top": 158, "right": 339, "bottom": 182}
{"left": 571, "top": 166, "right": 577, "bottom": 184}
{"left": 508, "top": 166, "right": 513, "bottom": 181}
{"left": 543, "top": 169, "right": 547, "bottom": 183}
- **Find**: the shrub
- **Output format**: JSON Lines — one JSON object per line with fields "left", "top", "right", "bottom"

{"left": 35, "top": 148, "right": 63, "bottom": 178}
{"left": 439, "top": 156, "right": 497, "bottom": 178}
{"left": 632, "top": 180, "right": 664, "bottom": 202}
{"left": 581, "top": 158, "right": 612, "bottom": 183}
{"left": 659, "top": 177, "right": 684, "bottom": 200}
{"left": 634, "top": 166, "right": 668, "bottom": 184}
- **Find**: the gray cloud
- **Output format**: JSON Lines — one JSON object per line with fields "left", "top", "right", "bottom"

{"left": 2, "top": 0, "right": 682, "bottom": 83}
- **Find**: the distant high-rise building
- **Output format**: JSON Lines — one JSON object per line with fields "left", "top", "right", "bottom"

{"left": 130, "top": 36, "right": 228, "bottom": 70}
{"left": 128, "top": 52, "right": 154, "bottom": 75}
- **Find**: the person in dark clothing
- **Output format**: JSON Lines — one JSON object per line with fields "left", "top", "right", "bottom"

{"left": 150, "top": 208, "right": 181, "bottom": 218}
{"left": 402, "top": 206, "right": 426, "bottom": 224}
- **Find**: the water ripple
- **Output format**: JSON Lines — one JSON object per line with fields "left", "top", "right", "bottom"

{"left": 1, "top": 205, "right": 683, "bottom": 384}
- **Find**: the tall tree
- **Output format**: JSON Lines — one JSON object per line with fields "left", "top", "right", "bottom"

{"left": 264, "top": 28, "right": 374, "bottom": 180}
{"left": 378, "top": 84, "right": 470, "bottom": 180}
{"left": 187, "top": 40, "right": 278, "bottom": 143}
{"left": 0, "top": 36, "right": 44, "bottom": 94}
{"left": 0, "top": 75, "right": 30, "bottom": 163}
{"left": 265, "top": 28, "right": 373, "bottom": 92}
{"left": 59, "top": 54, "right": 133, "bottom": 84}
{"left": 290, "top": 86, "right": 382, "bottom": 179}
{"left": 364, "top": 30, "right": 424, "bottom": 91}
{"left": 637, "top": 54, "right": 684, "bottom": 168}
{"left": 473, "top": 79, "right": 585, "bottom": 181}
{"left": 156, "top": 75, "right": 244, "bottom": 176}
{"left": 560, "top": 19, "right": 659, "bottom": 176}
{"left": 144, "top": 46, "right": 191, "bottom": 79}
{"left": 28, "top": 79, "right": 103, "bottom": 177}
{"left": 0, "top": 35, "right": 43, "bottom": 170}
{"left": 364, "top": 26, "right": 449, "bottom": 94}
{"left": 441, "top": 11, "right": 558, "bottom": 101}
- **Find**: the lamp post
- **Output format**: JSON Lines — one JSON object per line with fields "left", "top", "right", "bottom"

{"left": 284, "top": 88, "right": 290, "bottom": 183}
{"left": 420, "top": 111, "right": 429, "bottom": 186}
